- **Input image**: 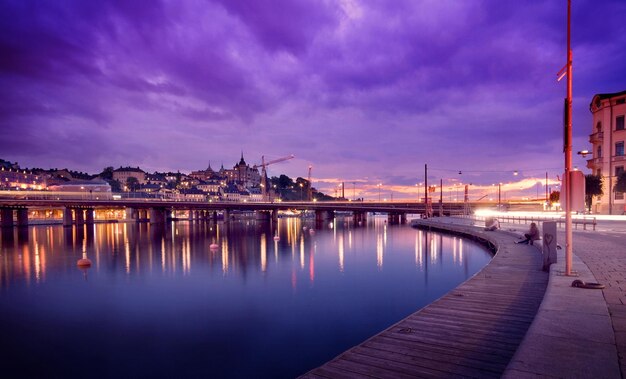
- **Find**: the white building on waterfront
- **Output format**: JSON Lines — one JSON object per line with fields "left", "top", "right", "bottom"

{"left": 112, "top": 167, "right": 146, "bottom": 185}
{"left": 587, "top": 90, "right": 626, "bottom": 214}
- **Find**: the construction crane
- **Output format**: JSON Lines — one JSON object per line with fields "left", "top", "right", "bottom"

{"left": 307, "top": 165, "right": 313, "bottom": 201}
{"left": 254, "top": 154, "right": 295, "bottom": 199}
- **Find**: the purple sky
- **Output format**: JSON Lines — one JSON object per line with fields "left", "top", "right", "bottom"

{"left": 1, "top": 0, "right": 625, "bottom": 199}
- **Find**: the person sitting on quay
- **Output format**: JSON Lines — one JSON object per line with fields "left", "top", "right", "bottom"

{"left": 484, "top": 217, "right": 500, "bottom": 231}
{"left": 515, "top": 222, "right": 540, "bottom": 245}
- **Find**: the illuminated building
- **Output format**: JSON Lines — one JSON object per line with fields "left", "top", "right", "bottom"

{"left": 112, "top": 166, "right": 146, "bottom": 184}
{"left": 0, "top": 166, "right": 46, "bottom": 190}
{"left": 587, "top": 90, "right": 626, "bottom": 214}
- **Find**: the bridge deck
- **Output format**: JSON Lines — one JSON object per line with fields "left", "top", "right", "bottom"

{"left": 301, "top": 220, "right": 548, "bottom": 378}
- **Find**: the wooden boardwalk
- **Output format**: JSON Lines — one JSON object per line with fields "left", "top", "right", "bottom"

{"left": 301, "top": 220, "right": 549, "bottom": 378}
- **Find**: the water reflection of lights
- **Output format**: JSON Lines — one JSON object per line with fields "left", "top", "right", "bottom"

{"left": 161, "top": 237, "right": 166, "bottom": 273}
{"left": 124, "top": 225, "right": 131, "bottom": 274}
{"left": 221, "top": 238, "right": 229, "bottom": 274}
{"left": 383, "top": 224, "right": 387, "bottom": 246}
{"left": 309, "top": 243, "right": 315, "bottom": 282}
{"left": 338, "top": 233, "right": 345, "bottom": 272}
{"left": 34, "top": 231, "right": 42, "bottom": 283}
{"left": 260, "top": 233, "right": 267, "bottom": 272}
{"left": 376, "top": 233, "right": 383, "bottom": 270}
{"left": 415, "top": 232, "right": 423, "bottom": 270}
{"left": 430, "top": 235, "right": 438, "bottom": 263}
{"left": 453, "top": 237, "right": 458, "bottom": 264}
{"left": 300, "top": 234, "right": 305, "bottom": 270}
{"left": 182, "top": 237, "right": 191, "bottom": 275}
{"left": 348, "top": 231, "right": 352, "bottom": 249}
{"left": 0, "top": 219, "right": 488, "bottom": 289}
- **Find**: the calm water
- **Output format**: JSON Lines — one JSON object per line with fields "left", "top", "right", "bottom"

{"left": 0, "top": 216, "right": 491, "bottom": 378}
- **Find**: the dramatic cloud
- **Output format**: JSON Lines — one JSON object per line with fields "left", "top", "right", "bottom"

{"left": 1, "top": 0, "right": 624, "bottom": 197}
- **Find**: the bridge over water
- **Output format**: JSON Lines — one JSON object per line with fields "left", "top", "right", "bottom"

{"left": 0, "top": 197, "right": 471, "bottom": 227}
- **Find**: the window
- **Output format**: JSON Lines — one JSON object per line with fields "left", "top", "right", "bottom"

{"left": 617, "top": 116, "right": 625, "bottom": 131}
{"left": 596, "top": 169, "right": 602, "bottom": 176}
{"left": 617, "top": 98, "right": 626, "bottom": 105}
{"left": 598, "top": 145, "right": 602, "bottom": 158}
{"left": 596, "top": 121, "right": 602, "bottom": 132}
{"left": 617, "top": 142, "right": 625, "bottom": 157}
{"left": 617, "top": 166, "right": 625, "bottom": 200}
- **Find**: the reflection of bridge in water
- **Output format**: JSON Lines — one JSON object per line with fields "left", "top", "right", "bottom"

{"left": 0, "top": 198, "right": 471, "bottom": 227}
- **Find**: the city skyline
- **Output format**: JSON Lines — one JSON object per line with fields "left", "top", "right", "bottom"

{"left": 1, "top": 0, "right": 625, "bottom": 198}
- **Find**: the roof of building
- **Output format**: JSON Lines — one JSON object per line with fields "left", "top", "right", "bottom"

{"left": 114, "top": 166, "right": 145, "bottom": 173}
{"left": 594, "top": 90, "right": 626, "bottom": 100}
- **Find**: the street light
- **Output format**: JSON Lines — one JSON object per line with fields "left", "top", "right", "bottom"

{"left": 299, "top": 182, "right": 303, "bottom": 201}
{"left": 377, "top": 183, "right": 382, "bottom": 201}
{"left": 416, "top": 183, "right": 422, "bottom": 202}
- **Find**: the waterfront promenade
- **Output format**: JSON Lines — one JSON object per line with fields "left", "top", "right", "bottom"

{"left": 303, "top": 216, "right": 624, "bottom": 378}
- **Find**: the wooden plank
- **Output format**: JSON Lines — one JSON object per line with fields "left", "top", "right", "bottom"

{"left": 364, "top": 337, "right": 509, "bottom": 369}
{"left": 355, "top": 343, "right": 505, "bottom": 377}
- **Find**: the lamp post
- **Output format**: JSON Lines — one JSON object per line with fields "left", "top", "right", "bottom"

{"left": 560, "top": 0, "right": 574, "bottom": 275}
{"left": 299, "top": 182, "right": 303, "bottom": 201}
{"left": 498, "top": 183, "right": 502, "bottom": 209}
{"left": 416, "top": 183, "right": 422, "bottom": 202}
{"left": 377, "top": 183, "right": 382, "bottom": 202}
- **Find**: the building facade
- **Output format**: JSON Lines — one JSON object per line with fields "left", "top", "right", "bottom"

{"left": 0, "top": 167, "right": 46, "bottom": 190}
{"left": 587, "top": 90, "right": 626, "bottom": 214}
{"left": 112, "top": 167, "right": 146, "bottom": 185}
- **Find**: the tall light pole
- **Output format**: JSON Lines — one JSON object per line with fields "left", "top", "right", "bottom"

{"left": 378, "top": 183, "right": 382, "bottom": 202}
{"left": 498, "top": 183, "right": 502, "bottom": 209}
{"left": 424, "top": 164, "right": 428, "bottom": 217}
{"left": 557, "top": 0, "right": 574, "bottom": 275}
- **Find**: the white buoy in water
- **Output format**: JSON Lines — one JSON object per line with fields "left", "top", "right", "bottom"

{"left": 303, "top": 226, "right": 308, "bottom": 230}
{"left": 209, "top": 243, "right": 219, "bottom": 250}
{"left": 273, "top": 235, "right": 280, "bottom": 241}
{"left": 309, "top": 229, "right": 315, "bottom": 234}
{"left": 77, "top": 253, "right": 92, "bottom": 267}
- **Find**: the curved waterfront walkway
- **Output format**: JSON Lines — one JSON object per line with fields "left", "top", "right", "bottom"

{"left": 301, "top": 219, "right": 549, "bottom": 378}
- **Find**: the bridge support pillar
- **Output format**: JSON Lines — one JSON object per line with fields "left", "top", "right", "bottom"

{"left": 126, "top": 208, "right": 139, "bottom": 222}
{"left": 387, "top": 212, "right": 400, "bottom": 225}
{"left": 316, "top": 210, "right": 334, "bottom": 222}
{"left": 1, "top": 208, "right": 14, "bottom": 228}
{"left": 149, "top": 208, "right": 167, "bottom": 224}
{"left": 353, "top": 211, "right": 367, "bottom": 225}
{"left": 212, "top": 211, "right": 218, "bottom": 223}
{"left": 272, "top": 209, "right": 279, "bottom": 224}
{"left": 400, "top": 213, "right": 407, "bottom": 224}
{"left": 16, "top": 209, "right": 29, "bottom": 227}
{"left": 63, "top": 207, "right": 73, "bottom": 227}
{"left": 255, "top": 211, "right": 270, "bottom": 221}
{"left": 85, "top": 208, "right": 95, "bottom": 224}
{"left": 223, "top": 209, "right": 230, "bottom": 222}
{"left": 75, "top": 209, "right": 85, "bottom": 225}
